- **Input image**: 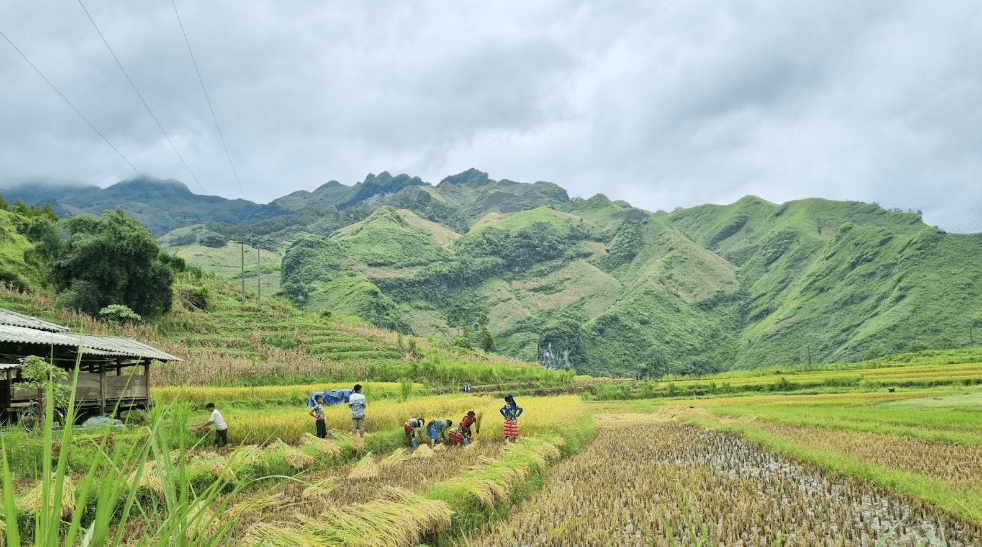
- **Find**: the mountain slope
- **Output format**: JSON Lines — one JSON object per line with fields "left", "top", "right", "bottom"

{"left": 10, "top": 168, "right": 980, "bottom": 377}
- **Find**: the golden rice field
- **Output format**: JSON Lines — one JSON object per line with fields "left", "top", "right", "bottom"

{"left": 663, "top": 362, "right": 982, "bottom": 390}
{"left": 472, "top": 414, "right": 982, "bottom": 547}
{"left": 190, "top": 394, "right": 584, "bottom": 444}
{"left": 154, "top": 382, "right": 419, "bottom": 403}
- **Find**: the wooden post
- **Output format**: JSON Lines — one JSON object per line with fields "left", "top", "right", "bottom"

{"left": 144, "top": 362, "right": 150, "bottom": 404}
{"left": 99, "top": 367, "right": 107, "bottom": 416}
{"left": 241, "top": 242, "right": 246, "bottom": 303}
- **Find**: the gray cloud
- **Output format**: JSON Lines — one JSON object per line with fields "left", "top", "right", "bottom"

{"left": 1, "top": 0, "right": 981, "bottom": 231}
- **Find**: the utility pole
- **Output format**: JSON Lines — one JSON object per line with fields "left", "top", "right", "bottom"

{"left": 257, "top": 248, "right": 261, "bottom": 306}
{"left": 240, "top": 241, "right": 245, "bottom": 303}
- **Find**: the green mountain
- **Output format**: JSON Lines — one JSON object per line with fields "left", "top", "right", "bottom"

{"left": 9, "top": 169, "right": 981, "bottom": 377}
{"left": 261, "top": 173, "right": 982, "bottom": 377}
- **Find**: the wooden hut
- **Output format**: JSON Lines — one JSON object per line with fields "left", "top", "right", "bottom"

{"left": 0, "top": 308, "right": 181, "bottom": 423}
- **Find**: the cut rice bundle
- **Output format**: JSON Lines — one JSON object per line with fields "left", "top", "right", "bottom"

{"left": 275, "top": 439, "right": 314, "bottom": 469}
{"left": 192, "top": 452, "right": 237, "bottom": 483}
{"left": 301, "top": 432, "right": 342, "bottom": 458}
{"left": 127, "top": 461, "right": 165, "bottom": 500}
{"left": 379, "top": 449, "right": 411, "bottom": 469}
{"left": 17, "top": 474, "right": 76, "bottom": 519}
{"left": 347, "top": 453, "right": 379, "bottom": 480}
{"left": 301, "top": 478, "right": 337, "bottom": 504}
{"left": 300, "top": 487, "right": 452, "bottom": 546}
{"left": 409, "top": 445, "right": 434, "bottom": 459}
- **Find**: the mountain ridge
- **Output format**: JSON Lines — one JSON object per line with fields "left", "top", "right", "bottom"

{"left": 4, "top": 169, "right": 980, "bottom": 377}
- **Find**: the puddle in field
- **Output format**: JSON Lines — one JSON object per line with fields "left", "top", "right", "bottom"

{"left": 471, "top": 420, "right": 982, "bottom": 547}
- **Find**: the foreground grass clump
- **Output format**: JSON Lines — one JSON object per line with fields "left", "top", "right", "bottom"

{"left": 0, "top": 363, "right": 249, "bottom": 547}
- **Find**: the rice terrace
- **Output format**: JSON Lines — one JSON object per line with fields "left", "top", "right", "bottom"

{"left": 0, "top": 271, "right": 979, "bottom": 547}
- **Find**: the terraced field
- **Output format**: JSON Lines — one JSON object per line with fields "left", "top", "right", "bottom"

{"left": 473, "top": 415, "right": 982, "bottom": 546}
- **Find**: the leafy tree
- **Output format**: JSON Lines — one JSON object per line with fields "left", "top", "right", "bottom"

{"left": 20, "top": 355, "right": 70, "bottom": 408}
{"left": 478, "top": 326, "right": 494, "bottom": 353}
{"left": 35, "top": 209, "right": 175, "bottom": 319}
{"left": 99, "top": 304, "right": 142, "bottom": 324}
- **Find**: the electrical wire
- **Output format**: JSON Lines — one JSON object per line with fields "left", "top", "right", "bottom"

{"left": 77, "top": 0, "right": 208, "bottom": 196}
{"left": 170, "top": 0, "right": 246, "bottom": 199}
{"left": 0, "top": 27, "right": 166, "bottom": 199}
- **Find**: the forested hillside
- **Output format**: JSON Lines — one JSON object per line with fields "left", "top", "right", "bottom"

{"left": 8, "top": 170, "right": 982, "bottom": 378}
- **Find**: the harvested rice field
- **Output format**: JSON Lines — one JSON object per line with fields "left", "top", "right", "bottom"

{"left": 470, "top": 414, "right": 982, "bottom": 547}
{"left": 756, "top": 422, "right": 982, "bottom": 491}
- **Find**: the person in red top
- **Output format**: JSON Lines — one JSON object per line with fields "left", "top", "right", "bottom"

{"left": 460, "top": 410, "right": 478, "bottom": 444}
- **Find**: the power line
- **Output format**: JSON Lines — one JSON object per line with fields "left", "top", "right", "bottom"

{"left": 77, "top": 0, "right": 208, "bottom": 196}
{"left": 170, "top": 0, "right": 246, "bottom": 199}
{"left": 0, "top": 27, "right": 165, "bottom": 198}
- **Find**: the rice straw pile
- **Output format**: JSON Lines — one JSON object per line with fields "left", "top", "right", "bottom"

{"left": 275, "top": 439, "right": 314, "bottom": 469}
{"left": 184, "top": 499, "right": 219, "bottom": 541}
{"left": 379, "top": 449, "right": 411, "bottom": 469}
{"left": 301, "top": 432, "right": 342, "bottom": 458}
{"left": 128, "top": 461, "right": 165, "bottom": 500}
{"left": 409, "top": 445, "right": 434, "bottom": 460}
{"left": 244, "top": 487, "right": 453, "bottom": 547}
{"left": 17, "top": 475, "right": 77, "bottom": 519}
{"left": 347, "top": 453, "right": 379, "bottom": 480}
{"left": 192, "top": 453, "right": 237, "bottom": 483}
{"left": 301, "top": 478, "right": 337, "bottom": 504}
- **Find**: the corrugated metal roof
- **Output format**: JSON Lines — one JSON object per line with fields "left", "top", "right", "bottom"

{"left": 0, "top": 363, "right": 20, "bottom": 371}
{"left": 82, "top": 335, "right": 181, "bottom": 362}
{"left": 0, "top": 325, "right": 182, "bottom": 362}
{"left": 0, "top": 309, "right": 70, "bottom": 333}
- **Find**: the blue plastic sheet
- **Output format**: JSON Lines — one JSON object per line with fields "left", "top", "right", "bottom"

{"left": 307, "top": 388, "right": 354, "bottom": 407}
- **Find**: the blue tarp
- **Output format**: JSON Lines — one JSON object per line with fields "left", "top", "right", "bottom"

{"left": 307, "top": 388, "right": 354, "bottom": 407}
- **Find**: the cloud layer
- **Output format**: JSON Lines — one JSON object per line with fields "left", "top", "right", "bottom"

{"left": 1, "top": 0, "right": 981, "bottom": 230}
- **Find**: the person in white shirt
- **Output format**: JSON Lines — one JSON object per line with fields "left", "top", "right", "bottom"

{"left": 347, "top": 384, "right": 367, "bottom": 438}
{"left": 196, "top": 402, "right": 228, "bottom": 447}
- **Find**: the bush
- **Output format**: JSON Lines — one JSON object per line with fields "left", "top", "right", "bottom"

{"left": 99, "top": 304, "right": 142, "bottom": 324}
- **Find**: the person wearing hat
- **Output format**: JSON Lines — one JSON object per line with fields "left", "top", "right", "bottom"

{"left": 499, "top": 394, "right": 523, "bottom": 443}
{"left": 460, "top": 410, "right": 478, "bottom": 444}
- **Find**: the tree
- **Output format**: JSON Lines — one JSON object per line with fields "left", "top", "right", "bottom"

{"left": 36, "top": 209, "right": 175, "bottom": 319}
{"left": 478, "top": 326, "right": 494, "bottom": 353}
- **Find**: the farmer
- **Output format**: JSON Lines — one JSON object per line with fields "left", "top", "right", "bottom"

{"left": 447, "top": 425, "right": 467, "bottom": 446}
{"left": 404, "top": 417, "right": 425, "bottom": 448}
{"left": 347, "top": 384, "right": 367, "bottom": 438}
{"left": 499, "top": 394, "right": 523, "bottom": 443}
{"left": 195, "top": 402, "right": 228, "bottom": 448}
{"left": 426, "top": 418, "right": 453, "bottom": 447}
{"left": 460, "top": 410, "right": 478, "bottom": 441}
{"left": 309, "top": 394, "right": 327, "bottom": 439}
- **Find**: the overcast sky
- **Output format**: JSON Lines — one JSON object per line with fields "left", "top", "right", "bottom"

{"left": 2, "top": 1, "right": 981, "bottom": 231}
